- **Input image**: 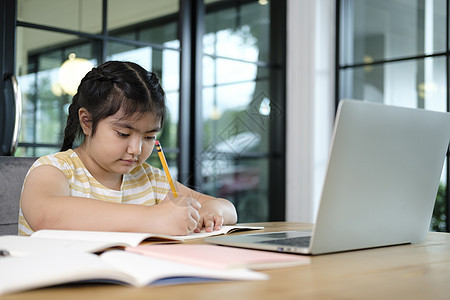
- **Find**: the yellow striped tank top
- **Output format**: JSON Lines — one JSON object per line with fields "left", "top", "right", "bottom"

{"left": 18, "top": 149, "right": 170, "bottom": 236}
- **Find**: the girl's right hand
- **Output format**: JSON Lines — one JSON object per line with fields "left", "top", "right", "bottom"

{"left": 152, "top": 194, "right": 201, "bottom": 236}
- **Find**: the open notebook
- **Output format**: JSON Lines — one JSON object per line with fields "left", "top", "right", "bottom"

{"left": 207, "top": 100, "right": 450, "bottom": 255}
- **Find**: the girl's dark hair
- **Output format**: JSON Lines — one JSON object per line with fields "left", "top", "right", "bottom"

{"left": 61, "top": 61, "right": 166, "bottom": 151}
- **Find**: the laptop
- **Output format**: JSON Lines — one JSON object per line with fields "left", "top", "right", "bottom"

{"left": 206, "top": 99, "right": 450, "bottom": 255}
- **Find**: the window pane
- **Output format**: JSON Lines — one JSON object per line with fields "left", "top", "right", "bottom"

{"left": 108, "top": 0, "right": 178, "bottom": 32}
{"left": 163, "top": 90, "right": 179, "bottom": 150}
{"left": 340, "top": 0, "right": 446, "bottom": 65}
{"left": 200, "top": 156, "right": 269, "bottom": 222}
{"left": 340, "top": 56, "right": 446, "bottom": 112}
{"left": 115, "top": 20, "right": 179, "bottom": 48}
{"left": 202, "top": 54, "right": 276, "bottom": 154}
{"left": 17, "top": 27, "right": 95, "bottom": 157}
{"left": 201, "top": 0, "right": 281, "bottom": 222}
{"left": 106, "top": 43, "right": 153, "bottom": 68}
{"left": 203, "top": 56, "right": 268, "bottom": 86}
{"left": 202, "top": 81, "right": 273, "bottom": 154}
{"left": 16, "top": 146, "right": 60, "bottom": 158}
{"left": 17, "top": 0, "right": 102, "bottom": 34}
{"left": 204, "top": 1, "right": 270, "bottom": 62}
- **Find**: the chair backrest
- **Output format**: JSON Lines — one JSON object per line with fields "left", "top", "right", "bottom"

{"left": 0, "top": 156, "right": 36, "bottom": 235}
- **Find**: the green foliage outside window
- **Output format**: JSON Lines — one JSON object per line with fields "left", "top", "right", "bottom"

{"left": 431, "top": 183, "right": 446, "bottom": 232}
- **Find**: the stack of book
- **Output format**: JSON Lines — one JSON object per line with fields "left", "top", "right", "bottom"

{"left": 0, "top": 225, "right": 310, "bottom": 295}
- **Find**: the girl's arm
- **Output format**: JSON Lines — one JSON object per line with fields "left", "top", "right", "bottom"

{"left": 173, "top": 182, "right": 238, "bottom": 232}
{"left": 20, "top": 165, "right": 201, "bottom": 236}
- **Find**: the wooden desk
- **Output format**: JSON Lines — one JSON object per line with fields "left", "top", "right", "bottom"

{"left": 2, "top": 222, "right": 450, "bottom": 300}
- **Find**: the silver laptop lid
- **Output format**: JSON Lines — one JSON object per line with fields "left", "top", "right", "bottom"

{"left": 206, "top": 100, "right": 450, "bottom": 255}
{"left": 309, "top": 100, "right": 450, "bottom": 254}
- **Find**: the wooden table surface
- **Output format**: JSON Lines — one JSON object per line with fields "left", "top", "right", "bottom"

{"left": 2, "top": 222, "right": 450, "bottom": 300}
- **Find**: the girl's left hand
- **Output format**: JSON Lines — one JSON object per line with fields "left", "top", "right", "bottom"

{"left": 194, "top": 202, "right": 224, "bottom": 233}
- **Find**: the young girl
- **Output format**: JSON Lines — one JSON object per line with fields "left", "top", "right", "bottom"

{"left": 19, "top": 61, "right": 237, "bottom": 236}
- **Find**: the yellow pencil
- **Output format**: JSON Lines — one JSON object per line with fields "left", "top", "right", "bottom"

{"left": 155, "top": 140, "right": 178, "bottom": 198}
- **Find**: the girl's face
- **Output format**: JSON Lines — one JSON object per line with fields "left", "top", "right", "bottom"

{"left": 82, "top": 109, "right": 160, "bottom": 176}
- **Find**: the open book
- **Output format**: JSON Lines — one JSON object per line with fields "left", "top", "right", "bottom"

{"left": 0, "top": 225, "right": 263, "bottom": 256}
{"left": 0, "top": 250, "right": 268, "bottom": 296}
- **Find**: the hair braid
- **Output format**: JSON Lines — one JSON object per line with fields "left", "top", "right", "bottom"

{"left": 60, "top": 96, "right": 81, "bottom": 151}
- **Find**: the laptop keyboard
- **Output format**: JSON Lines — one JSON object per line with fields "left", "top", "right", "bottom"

{"left": 259, "top": 236, "right": 311, "bottom": 248}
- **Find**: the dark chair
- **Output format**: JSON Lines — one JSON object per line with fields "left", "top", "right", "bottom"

{"left": 0, "top": 156, "right": 36, "bottom": 235}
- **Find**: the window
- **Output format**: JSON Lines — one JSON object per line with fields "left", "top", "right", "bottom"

{"left": 200, "top": 1, "right": 285, "bottom": 221}
{"left": 16, "top": 0, "right": 179, "bottom": 163}
{"left": 337, "top": 0, "right": 449, "bottom": 231}
{"left": 13, "top": 0, "right": 286, "bottom": 222}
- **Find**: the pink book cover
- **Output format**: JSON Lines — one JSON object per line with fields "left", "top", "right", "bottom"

{"left": 125, "top": 244, "right": 310, "bottom": 270}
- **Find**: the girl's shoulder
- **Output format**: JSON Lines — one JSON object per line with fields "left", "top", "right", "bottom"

{"left": 31, "top": 149, "right": 81, "bottom": 173}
